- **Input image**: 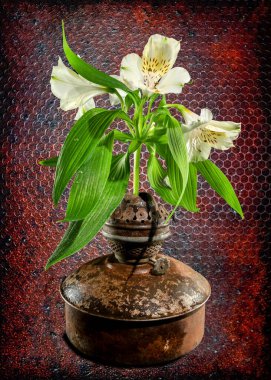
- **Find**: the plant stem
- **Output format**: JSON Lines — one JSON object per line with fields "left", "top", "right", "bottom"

{"left": 133, "top": 145, "right": 141, "bottom": 195}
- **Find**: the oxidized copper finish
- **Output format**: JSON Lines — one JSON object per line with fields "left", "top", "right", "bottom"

{"left": 103, "top": 192, "right": 171, "bottom": 263}
{"left": 61, "top": 193, "right": 211, "bottom": 365}
{"left": 61, "top": 254, "right": 210, "bottom": 321}
{"left": 65, "top": 302, "right": 206, "bottom": 366}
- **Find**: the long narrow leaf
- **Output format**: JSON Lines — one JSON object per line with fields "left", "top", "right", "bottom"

{"left": 195, "top": 160, "right": 243, "bottom": 218}
{"left": 62, "top": 22, "right": 130, "bottom": 93}
{"left": 64, "top": 132, "right": 114, "bottom": 221}
{"left": 39, "top": 156, "right": 58, "bottom": 167}
{"left": 114, "top": 130, "right": 133, "bottom": 142}
{"left": 108, "top": 153, "right": 130, "bottom": 181}
{"left": 166, "top": 116, "right": 189, "bottom": 217}
{"left": 45, "top": 153, "right": 130, "bottom": 269}
{"left": 166, "top": 116, "right": 188, "bottom": 184}
{"left": 167, "top": 152, "right": 199, "bottom": 212}
{"left": 147, "top": 154, "right": 177, "bottom": 205}
{"left": 53, "top": 108, "right": 131, "bottom": 205}
{"left": 156, "top": 144, "right": 199, "bottom": 211}
{"left": 183, "top": 164, "right": 199, "bottom": 212}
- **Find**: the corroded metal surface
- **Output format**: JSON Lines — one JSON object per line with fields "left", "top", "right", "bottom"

{"left": 1, "top": 0, "right": 271, "bottom": 379}
{"left": 65, "top": 303, "right": 206, "bottom": 366}
{"left": 103, "top": 192, "right": 171, "bottom": 263}
{"left": 61, "top": 191, "right": 210, "bottom": 365}
{"left": 103, "top": 192, "right": 170, "bottom": 241}
{"left": 61, "top": 254, "right": 210, "bottom": 320}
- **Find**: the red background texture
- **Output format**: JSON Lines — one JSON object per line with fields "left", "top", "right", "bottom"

{"left": 0, "top": 1, "right": 270, "bottom": 379}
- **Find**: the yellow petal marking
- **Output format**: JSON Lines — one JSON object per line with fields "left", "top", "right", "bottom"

{"left": 142, "top": 56, "right": 172, "bottom": 91}
{"left": 200, "top": 128, "right": 225, "bottom": 145}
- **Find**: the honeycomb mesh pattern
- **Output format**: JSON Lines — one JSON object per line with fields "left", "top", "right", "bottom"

{"left": 0, "top": 1, "right": 270, "bottom": 379}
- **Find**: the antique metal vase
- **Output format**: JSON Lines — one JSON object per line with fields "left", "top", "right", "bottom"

{"left": 60, "top": 192, "right": 211, "bottom": 366}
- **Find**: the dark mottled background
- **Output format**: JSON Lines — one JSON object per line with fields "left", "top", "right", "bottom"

{"left": 0, "top": 0, "right": 270, "bottom": 379}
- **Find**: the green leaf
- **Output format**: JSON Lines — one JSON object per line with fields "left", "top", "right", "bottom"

{"left": 128, "top": 139, "right": 141, "bottom": 154}
{"left": 156, "top": 144, "right": 199, "bottom": 211}
{"left": 166, "top": 115, "right": 189, "bottom": 202}
{"left": 45, "top": 152, "right": 130, "bottom": 269}
{"left": 146, "top": 127, "right": 168, "bottom": 145}
{"left": 163, "top": 103, "right": 185, "bottom": 115}
{"left": 53, "top": 108, "right": 131, "bottom": 205}
{"left": 158, "top": 95, "right": 167, "bottom": 108}
{"left": 182, "top": 164, "right": 199, "bottom": 212}
{"left": 125, "top": 89, "right": 141, "bottom": 110}
{"left": 166, "top": 149, "right": 199, "bottom": 212}
{"left": 62, "top": 21, "right": 130, "bottom": 93}
{"left": 114, "top": 130, "right": 133, "bottom": 142}
{"left": 147, "top": 154, "right": 176, "bottom": 205}
{"left": 195, "top": 160, "right": 243, "bottom": 218}
{"left": 108, "top": 152, "right": 130, "bottom": 181}
{"left": 39, "top": 156, "right": 58, "bottom": 167}
{"left": 64, "top": 132, "right": 114, "bottom": 221}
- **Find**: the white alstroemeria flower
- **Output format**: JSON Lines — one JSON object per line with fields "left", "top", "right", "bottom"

{"left": 50, "top": 57, "right": 108, "bottom": 119}
{"left": 181, "top": 107, "right": 241, "bottom": 162}
{"left": 119, "top": 34, "right": 190, "bottom": 96}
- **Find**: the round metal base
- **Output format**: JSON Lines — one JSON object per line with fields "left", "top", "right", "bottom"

{"left": 61, "top": 248, "right": 210, "bottom": 366}
{"left": 65, "top": 303, "right": 206, "bottom": 366}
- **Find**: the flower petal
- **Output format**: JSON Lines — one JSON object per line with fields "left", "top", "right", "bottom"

{"left": 50, "top": 57, "right": 107, "bottom": 111}
{"left": 184, "top": 131, "right": 211, "bottom": 162}
{"left": 155, "top": 67, "right": 190, "bottom": 94}
{"left": 120, "top": 53, "right": 145, "bottom": 91}
{"left": 75, "top": 98, "right": 95, "bottom": 120}
{"left": 184, "top": 122, "right": 240, "bottom": 162}
{"left": 142, "top": 34, "right": 180, "bottom": 75}
{"left": 203, "top": 122, "right": 241, "bottom": 150}
{"left": 207, "top": 120, "right": 241, "bottom": 132}
{"left": 180, "top": 106, "right": 201, "bottom": 126}
{"left": 109, "top": 93, "right": 120, "bottom": 106}
{"left": 200, "top": 108, "right": 213, "bottom": 123}
{"left": 183, "top": 107, "right": 241, "bottom": 161}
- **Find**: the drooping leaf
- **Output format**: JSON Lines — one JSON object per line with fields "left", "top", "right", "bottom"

{"left": 147, "top": 154, "right": 176, "bottom": 205}
{"left": 39, "top": 156, "right": 58, "bottom": 167}
{"left": 114, "top": 130, "right": 133, "bottom": 142}
{"left": 108, "top": 152, "right": 130, "bottom": 181}
{"left": 45, "top": 152, "right": 130, "bottom": 269}
{"left": 182, "top": 164, "right": 199, "bottom": 212}
{"left": 62, "top": 21, "right": 130, "bottom": 93}
{"left": 166, "top": 115, "right": 189, "bottom": 203}
{"left": 167, "top": 152, "right": 199, "bottom": 212}
{"left": 64, "top": 132, "right": 114, "bottom": 221}
{"left": 53, "top": 108, "right": 131, "bottom": 205}
{"left": 195, "top": 160, "right": 243, "bottom": 218}
{"left": 155, "top": 144, "right": 199, "bottom": 212}
{"left": 163, "top": 103, "right": 185, "bottom": 115}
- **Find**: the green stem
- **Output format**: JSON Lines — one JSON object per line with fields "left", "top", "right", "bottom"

{"left": 144, "top": 94, "right": 159, "bottom": 125}
{"left": 133, "top": 145, "right": 141, "bottom": 195}
{"left": 165, "top": 205, "right": 178, "bottom": 224}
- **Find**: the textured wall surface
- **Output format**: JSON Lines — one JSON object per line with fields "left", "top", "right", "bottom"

{"left": 0, "top": 1, "right": 270, "bottom": 379}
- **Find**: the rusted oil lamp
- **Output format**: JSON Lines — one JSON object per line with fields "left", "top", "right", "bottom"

{"left": 60, "top": 193, "right": 211, "bottom": 366}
